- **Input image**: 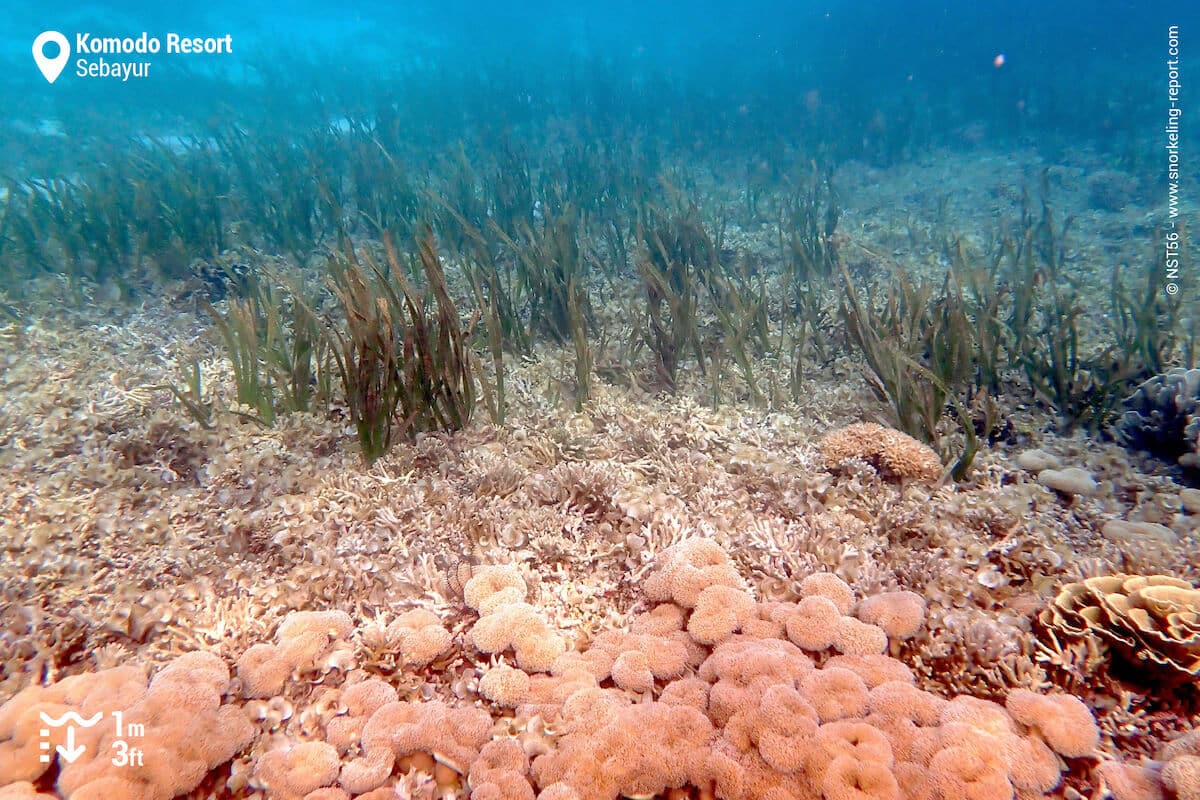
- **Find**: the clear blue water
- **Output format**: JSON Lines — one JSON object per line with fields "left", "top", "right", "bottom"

{"left": 2, "top": 0, "right": 1195, "bottom": 169}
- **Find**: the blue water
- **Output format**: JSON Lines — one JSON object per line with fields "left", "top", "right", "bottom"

{"left": 2, "top": 0, "right": 1195, "bottom": 165}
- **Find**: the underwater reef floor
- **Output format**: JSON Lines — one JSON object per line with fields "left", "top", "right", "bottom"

{"left": 1, "top": 148, "right": 1199, "bottom": 799}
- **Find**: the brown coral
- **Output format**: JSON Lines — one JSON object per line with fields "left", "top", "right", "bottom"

{"left": 469, "top": 740, "right": 534, "bottom": 800}
{"left": 1164, "top": 755, "right": 1200, "bottom": 800}
{"left": 722, "top": 683, "right": 819, "bottom": 772}
{"left": 531, "top": 696, "right": 729, "bottom": 799}
{"left": 643, "top": 539, "right": 747, "bottom": 608}
{"left": 778, "top": 595, "right": 841, "bottom": 651}
{"left": 801, "top": 667, "right": 869, "bottom": 723}
{"left": 0, "top": 784, "right": 57, "bottom": 800}
{"left": 819, "top": 422, "right": 943, "bottom": 482}
{"left": 338, "top": 701, "right": 491, "bottom": 795}
{"left": 325, "top": 680, "right": 398, "bottom": 754}
{"left": 1, "top": 652, "right": 255, "bottom": 800}
{"left": 687, "top": 585, "right": 757, "bottom": 645}
{"left": 0, "top": 534, "right": 1152, "bottom": 800}
{"left": 821, "top": 755, "right": 900, "bottom": 800}
{"left": 799, "top": 573, "right": 857, "bottom": 615}
{"left": 1161, "top": 732, "right": 1200, "bottom": 800}
{"left": 464, "top": 566, "right": 528, "bottom": 614}
{"left": 480, "top": 665, "right": 532, "bottom": 707}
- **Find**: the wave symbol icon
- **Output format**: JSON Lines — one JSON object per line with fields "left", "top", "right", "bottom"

{"left": 38, "top": 711, "right": 103, "bottom": 728}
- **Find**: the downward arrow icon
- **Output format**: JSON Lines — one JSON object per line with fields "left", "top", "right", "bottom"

{"left": 56, "top": 726, "right": 86, "bottom": 763}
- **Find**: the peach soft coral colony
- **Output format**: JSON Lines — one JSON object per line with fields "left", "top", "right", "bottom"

{"left": 1, "top": 538, "right": 1198, "bottom": 800}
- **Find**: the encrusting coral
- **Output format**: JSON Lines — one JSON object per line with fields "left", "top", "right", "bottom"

{"left": 3, "top": 538, "right": 1194, "bottom": 800}
{"left": 819, "top": 422, "right": 944, "bottom": 482}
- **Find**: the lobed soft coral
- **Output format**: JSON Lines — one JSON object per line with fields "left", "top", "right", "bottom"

{"left": 801, "top": 667, "right": 870, "bottom": 723}
{"left": 928, "top": 745, "right": 1013, "bottom": 800}
{"left": 480, "top": 664, "right": 532, "bottom": 707}
{"left": 532, "top": 693, "right": 732, "bottom": 799}
{"left": 1005, "top": 688, "right": 1099, "bottom": 758}
{"left": 325, "top": 679, "right": 397, "bottom": 755}
{"left": 338, "top": 700, "right": 491, "bottom": 795}
{"left": 643, "top": 539, "right": 747, "bottom": 608}
{"left": 722, "top": 684, "right": 818, "bottom": 772}
{"left": 821, "top": 754, "right": 900, "bottom": 800}
{"left": 0, "top": 666, "right": 146, "bottom": 785}
{"left": 0, "top": 538, "right": 1148, "bottom": 800}
{"left": 799, "top": 573, "right": 856, "bottom": 615}
{"left": 52, "top": 652, "right": 251, "bottom": 800}
{"left": 253, "top": 741, "right": 341, "bottom": 800}
{"left": 833, "top": 617, "right": 888, "bottom": 656}
{"left": 1162, "top": 731, "right": 1200, "bottom": 800}
{"left": 687, "top": 585, "right": 757, "bottom": 645}
{"left": 855, "top": 591, "right": 927, "bottom": 641}
{"left": 468, "top": 739, "right": 535, "bottom": 800}
{"left": 0, "top": 784, "right": 57, "bottom": 800}
{"left": 827, "top": 655, "right": 916, "bottom": 689}
{"left": 1115, "top": 367, "right": 1200, "bottom": 467}
{"left": 777, "top": 595, "right": 841, "bottom": 651}
{"left": 386, "top": 609, "right": 452, "bottom": 667}
{"left": 585, "top": 627, "right": 691, "bottom": 690}
{"left": 464, "top": 565, "right": 528, "bottom": 614}
{"left": 237, "top": 611, "right": 355, "bottom": 699}
{"left": 1165, "top": 755, "right": 1200, "bottom": 800}
{"left": 472, "top": 602, "right": 566, "bottom": 672}
{"left": 699, "top": 637, "right": 814, "bottom": 727}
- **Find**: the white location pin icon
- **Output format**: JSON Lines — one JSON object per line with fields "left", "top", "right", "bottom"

{"left": 32, "top": 31, "right": 70, "bottom": 84}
